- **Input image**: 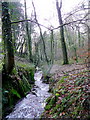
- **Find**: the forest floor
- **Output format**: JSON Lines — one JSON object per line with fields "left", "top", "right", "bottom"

{"left": 50, "top": 63, "right": 87, "bottom": 74}
{"left": 42, "top": 63, "right": 90, "bottom": 119}
{"left": 2, "top": 54, "right": 90, "bottom": 119}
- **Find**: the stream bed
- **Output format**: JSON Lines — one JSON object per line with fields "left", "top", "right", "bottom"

{"left": 6, "top": 69, "right": 51, "bottom": 119}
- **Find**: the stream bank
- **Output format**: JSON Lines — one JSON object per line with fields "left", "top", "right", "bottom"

{"left": 42, "top": 64, "right": 90, "bottom": 119}
{"left": 2, "top": 63, "right": 35, "bottom": 118}
{"left": 6, "top": 68, "right": 51, "bottom": 119}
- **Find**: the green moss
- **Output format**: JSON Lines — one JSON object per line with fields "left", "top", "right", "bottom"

{"left": 11, "top": 67, "right": 18, "bottom": 75}
{"left": 49, "top": 78, "right": 54, "bottom": 83}
{"left": 42, "top": 70, "right": 90, "bottom": 118}
{"left": 55, "top": 104, "right": 61, "bottom": 109}
{"left": 58, "top": 76, "right": 67, "bottom": 84}
{"left": 49, "top": 96, "right": 56, "bottom": 105}
{"left": 46, "top": 96, "right": 52, "bottom": 103}
{"left": 2, "top": 63, "right": 35, "bottom": 117}
{"left": 10, "top": 88, "right": 21, "bottom": 98}
{"left": 45, "top": 104, "right": 52, "bottom": 110}
{"left": 50, "top": 107, "right": 57, "bottom": 114}
{"left": 16, "top": 62, "right": 35, "bottom": 69}
{"left": 55, "top": 93, "right": 60, "bottom": 97}
{"left": 0, "top": 60, "right": 3, "bottom": 71}
{"left": 52, "top": 113, "right": 58, "bottom": 118}
{"left": 75, "top": 78, "right": 84, "bottom": 86}
{"left": 28, "top": 69, "right": 35, "bottom": 83}
{"left": 16, "top": 62, "right": 35, "bottom": 84}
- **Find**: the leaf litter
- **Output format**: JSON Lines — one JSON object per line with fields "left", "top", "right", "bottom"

{"left": 42, "top": 63, "right": 90, "bottom": 119}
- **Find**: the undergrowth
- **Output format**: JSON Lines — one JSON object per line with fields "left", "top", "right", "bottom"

{"left": 42, "top": 70, "right": 90, "bottom": 119}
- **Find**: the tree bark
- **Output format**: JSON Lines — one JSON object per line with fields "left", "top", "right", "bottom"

{"left": 2, "top": 2, "right": 15, "bottom": 74}
{"left": 78, "top": 28, "right": 81, "bottom": 47}
{"left": 50, "top": 30, "right": 54, "bottom": 64}
{"left": 56, "top": 0, "right": 69, "bottom": 64}
{"left": 87, "top": 0, "right": 90, "bottom": 68}
{"left": 24, "top": 0, "right": 32, "bottom": 62}
{"left": 32, "top": 1, "right": 49, "bottom": 64}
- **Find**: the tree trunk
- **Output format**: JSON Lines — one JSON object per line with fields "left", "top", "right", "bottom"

{"left": 87, "top": 0, "right": 90, "bottom": 67}
{"left": 50, "top": 30, "right": 54, "bottom": 64}
{"left": 34, "top": 42, "right": 39, "bottom": 66}
{"left": 2, "top": 2, "right": 15, "bottom": 74}
{"left": 32, "top": 1, "right": 49, "bottom": 64}
{"left": 56, "top": 0, "right": 68, "bottom": 64}
{"left": 24, "top": 0, "right": 32, "bottom": 62}
{"left": 78, "top": 29, "right": 81, "bottom": 47}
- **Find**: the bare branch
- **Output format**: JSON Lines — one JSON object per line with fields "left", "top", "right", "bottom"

{"left": 52, "top": 18, "right": 90, "bottom": 30}
{"left": 11, "top": 18, "right": 90, "bottom": 31}
{"left": 11, "top": 19, "right": 51, "bottom": 30}
{"left": 60, "top": 0, "right": 62, "bottom": 9}
{"left": 64, "top": 7, "right": 90, "bottom": 21}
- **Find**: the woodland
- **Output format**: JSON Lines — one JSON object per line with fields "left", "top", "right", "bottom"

{"left": 0, "top": 0, "right": 90, "bottom": 119}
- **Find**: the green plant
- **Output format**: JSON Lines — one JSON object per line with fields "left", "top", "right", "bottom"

{"left": 49, "top": 96, "right": 56, "bottom": 105}
{"left": 10, "top": 88, "right": 21, "bottom": 98}
{"left": 11, "top": 67, "right": 18, "bottom": 75}
{"left": 45, "top": 104, "right": 52, "bottom": 110}
{"left": 2, "top": 89, "right": 9, "bottom": 105}
{"left": 58, "top": 76, "right": 67, "bottom": 84}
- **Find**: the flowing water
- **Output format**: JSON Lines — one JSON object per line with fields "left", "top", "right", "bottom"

{"left": 6, "top": 69, "right": 51, "bottom": 119}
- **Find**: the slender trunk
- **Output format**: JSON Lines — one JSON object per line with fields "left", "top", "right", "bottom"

{"left": 65, "top": 26, "right": 71, "bottom": 46}
{"left": 74, "top": 47, "right": 78, "bottom": 63}
{"left": 34, "top": 42, "right": 39, "bottom": 66}
{"left": 50, "top": 30, "right": 54, "bottom": 64}
{"left": 24, "top": 0, "right": 32, "bottom": 62}
{"left": 56, "top": 0, "right": 68, "bottom": 64}
{"left": 78, "top": 29, "right": 81, "bottom": 47}
{"left": 39, "top": 28, "right": 49, "bottom": 63}
{"left": 32, "top": 1, "right": 49, "bottom": 64}
{"left": 88, "top": 0, "right": 90, "bottom": 67}
{"left": 19, "top": 38, "right": 26, "bottom": 56}
{"left": 2, "top": 2, "right": 15, "bottom": 74}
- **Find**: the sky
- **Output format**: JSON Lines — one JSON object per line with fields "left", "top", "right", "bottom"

{"left": 0, "top": 0, "right": 87, "bottom": 42}
{"left": 21, "top": 0, "right": 86, "bottom": 29}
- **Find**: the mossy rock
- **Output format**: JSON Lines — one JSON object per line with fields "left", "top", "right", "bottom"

{"left": 2, "top": 63, "right": 35, "bottom": 118}
{"left": 42, "top": 74, "right": 51, "bottom": 84}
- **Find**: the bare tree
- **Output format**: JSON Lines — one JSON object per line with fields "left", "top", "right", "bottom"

{"left": 32, "top": 1, "right": 49, "bottom": 64}
{"left": 50, "top": 30, "right": 54, "bottom": 64}
{"left": 56, "top": 0, "right": 69, "bottom": 64}
{"left": 24, "top": 0, "right": 32, "bottom": 62}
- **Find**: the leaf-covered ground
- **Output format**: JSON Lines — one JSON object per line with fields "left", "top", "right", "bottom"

{"left": 42, "top": 63, "right": 90, "bottom": 119}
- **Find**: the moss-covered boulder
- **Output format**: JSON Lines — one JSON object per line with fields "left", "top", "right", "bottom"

{"left": 2, "top": 62, "right": 35, "bottom": 118}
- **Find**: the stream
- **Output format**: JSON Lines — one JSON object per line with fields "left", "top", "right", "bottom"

{"left": 6, "top": 69, "right": 51, "bottom": 119}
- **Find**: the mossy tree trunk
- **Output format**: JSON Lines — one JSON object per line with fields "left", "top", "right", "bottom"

{"left": 2, "top": 2, "right": 15, "bottom": 74}
{"left": 56, "top": 0, "right": 69, "bottom": 64}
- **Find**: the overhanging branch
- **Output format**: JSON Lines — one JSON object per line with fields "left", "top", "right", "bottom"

{"left": 11, "top": 18, "right": 90, "bottom": 31}
{"left": 11, "top": 19, "right": 51, "bottom": 30}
